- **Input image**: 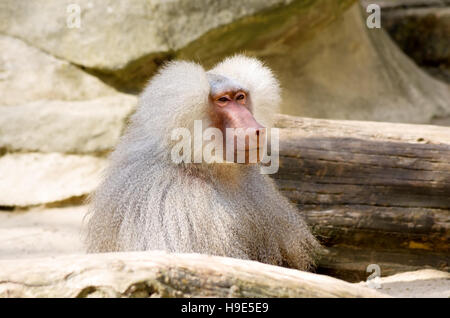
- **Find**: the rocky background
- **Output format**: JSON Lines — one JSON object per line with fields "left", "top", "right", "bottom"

{"left": 0, "top": 0, "right": 449, "bottom": 297}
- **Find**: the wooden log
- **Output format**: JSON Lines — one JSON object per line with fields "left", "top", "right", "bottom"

{"left": 317, "top": 246, "right": 449, "bottom": 282}
{"left": 0, "top": 251, "right": 386, "bottom": 298}
{"left": 272, "top": 115, "right": 450, "bottom": 279}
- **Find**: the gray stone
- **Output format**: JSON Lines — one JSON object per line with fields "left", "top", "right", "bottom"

{"left": 0, "top": 153, "right": 106, "bottom": 207}
{"left": 0, "top": 95, "right": 137, "bottom": 153}
{"left": 0, "top": 35, "right": 116, "bottom": 106}
{"left": 0, "top": 0, "right": 297, "bottom": 71}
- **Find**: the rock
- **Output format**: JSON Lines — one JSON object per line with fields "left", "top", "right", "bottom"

{"left": 358, "top": 269, "right": 450, "bottom": 298}
{"left": 257, "top": 4, "right": 450, "bottom": 123}
{"left": 0, "top": 206, "right": 85, "bottom": 260}
{"left": 0, "top": 35, "right": 116, "bottom": 106}
{"left": 0, "top": 0, "right": 301, "bottom": 71}
{"left": 177, "top": 2, "right": 450, "bottom": 124}
{"left": 0, "top": 153, "right": 106, "bottom": 207}
{"left": 0, "top": 251, "right": 387, "bottom": 298}
{"left": 0, "top": 0, "right": 355, "bottom": 92}
{"left": 1, "top": 1, "right": 447, "bottom": 123}
{"left": 0, "top": 95, "right": 137, "bottom": 153}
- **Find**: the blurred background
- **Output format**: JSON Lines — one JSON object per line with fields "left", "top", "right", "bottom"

{"left": 0, "top": 0, "right": 448, "bottom": 281}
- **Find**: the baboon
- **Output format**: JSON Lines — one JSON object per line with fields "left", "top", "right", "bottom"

{"left": 84, "top": 55, "right": 321, "bottom": 271}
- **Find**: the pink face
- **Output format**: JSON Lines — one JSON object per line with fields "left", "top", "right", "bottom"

{"left": 214, "top": 90, "right": 247, "bottom": 107}
{"left": 209, "top": 90, "right": 266, "bottom": 163}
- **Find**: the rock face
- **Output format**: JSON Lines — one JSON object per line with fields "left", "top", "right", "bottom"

{"left": 0, "top": 0, "right": 313, "bottom": 94}
{"left": 0, "top": 0, "right": 299, "bottom": 71}
{"left": 0, "top": 0, "right": 356, "bottom": 92}
{"left": 2, "top": 1, "right": 446, "bottom": 121}
{"left": 0, "top": 35, "right": 116, "bottom": 106}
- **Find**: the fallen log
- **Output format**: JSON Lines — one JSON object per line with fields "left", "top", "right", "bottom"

{"left": 0, "top": 251, "right": 385, "bottom": 298}
{"left": 273, "top": 115, "right": 450, "bottom": 280}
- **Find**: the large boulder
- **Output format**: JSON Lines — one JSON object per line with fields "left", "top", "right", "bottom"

{"left": 0, "top": 0, "right": 327, "bottom": 71}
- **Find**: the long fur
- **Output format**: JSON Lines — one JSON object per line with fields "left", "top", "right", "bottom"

{"left": 84, "top": 55, "right": 320, "bottom": 271}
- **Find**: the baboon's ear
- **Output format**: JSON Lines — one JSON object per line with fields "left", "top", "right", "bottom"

{"left": 209, "top": 54, "right": 281, "bottom": 127}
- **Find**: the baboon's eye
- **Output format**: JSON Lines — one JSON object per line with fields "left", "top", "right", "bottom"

{"left": 218, "top": 97, "right": 229, "bottom": 102}
{"left": 235, "top": 93, "right": 246, "bottom": 104}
